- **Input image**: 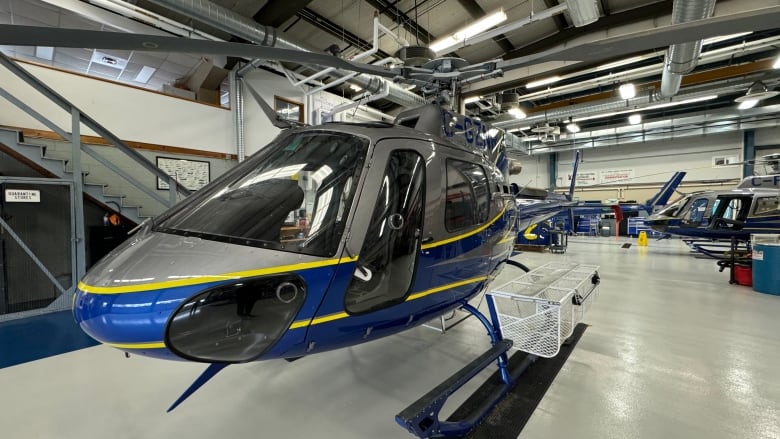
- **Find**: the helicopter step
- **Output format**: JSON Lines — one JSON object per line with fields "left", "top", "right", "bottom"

{"left": 395, "top": 338, "right": 518, "bottom": 438}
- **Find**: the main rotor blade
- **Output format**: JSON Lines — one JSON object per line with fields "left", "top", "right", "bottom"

{"left": 0, "top": 25, "right": 398, "bottom": 79}
{"left": 496, "top": 5, "right": 780, "bottom": 73}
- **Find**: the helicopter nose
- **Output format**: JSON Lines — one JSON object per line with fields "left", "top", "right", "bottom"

{"left": 72, "top": 285, "right": 185, "bottom": 360}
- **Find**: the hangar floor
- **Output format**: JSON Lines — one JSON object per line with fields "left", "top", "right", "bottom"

{"left": 1, "top": 238, "right": 779, "bottom": 439}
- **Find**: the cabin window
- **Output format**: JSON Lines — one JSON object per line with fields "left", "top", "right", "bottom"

{"left": 754, "top": 197, "right": 780, "bottom": 216}
{"left": 345, "top": 150, "right": 425, "bottom": 314}
{"left": 444, "top": 159, "right": 490, "bottom": 231}
{"left": 683, "top": 198, "right": 709, "bottom": 225}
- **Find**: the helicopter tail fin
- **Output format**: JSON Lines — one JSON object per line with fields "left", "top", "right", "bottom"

{"left": 566, "top": 150, "right": 581, "bottom": 201}
{"left": 644, "top": 171, "right": 686, "bottom": 213}
{"left": 167, "top": 362, "right": 229, "bottom": 412}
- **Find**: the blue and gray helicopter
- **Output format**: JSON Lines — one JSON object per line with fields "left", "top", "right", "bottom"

{"left": 646, "top": 155, "right": 780, "bottom": 242}
{"left": 2, "top": 10, "right": 777, "bottom": 437}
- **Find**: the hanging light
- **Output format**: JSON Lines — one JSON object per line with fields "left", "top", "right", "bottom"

{"left": 565, "top": 117, "right": 580, "bottom": 133}
{"left": 628, "top": 114, "right": 642, "bottom": 125}
{"left": 734, "top": 80, "right": 779, "bottom": 106}
{"left": 619, "top": 83, "right": 636, "bottom": 99}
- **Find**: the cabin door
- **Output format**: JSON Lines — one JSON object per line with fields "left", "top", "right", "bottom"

{"left": 341, "top": 144, "right": 426, "bottom": 314}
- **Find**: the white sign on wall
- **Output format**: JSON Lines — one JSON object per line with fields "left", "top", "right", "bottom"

{"left": 599, "top": 169, "right": 635, "bottom": 184}
{"left": 569, "top": 171, "right": 598, "bottom": 186}
{"left": 4, "top": 189, "right": 40, "bottom": 203}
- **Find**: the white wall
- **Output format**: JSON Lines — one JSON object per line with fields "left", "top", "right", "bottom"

{"left": 0, "top": 60, "right": 233, "bottom": 154}
{"left": 556, "top": 132, "right": 743, "bottom": 188}
{"left": 510, "top": 154, "right": 550, "bottom": 189}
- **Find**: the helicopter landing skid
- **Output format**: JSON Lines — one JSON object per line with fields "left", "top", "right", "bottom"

{"left": 395, "top": 302, "right": 529, "bottom": 438}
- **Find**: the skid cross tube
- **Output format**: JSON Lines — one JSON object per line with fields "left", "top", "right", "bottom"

{"left": 395, "top": 300, "right": 527, "bottom": 438}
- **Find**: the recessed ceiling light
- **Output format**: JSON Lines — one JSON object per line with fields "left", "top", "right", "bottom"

{"left": 35, "top": 46, "right": 54, "bottom": 61}
{"left": 134, "top": 66, "right": 156, "bottom": 84}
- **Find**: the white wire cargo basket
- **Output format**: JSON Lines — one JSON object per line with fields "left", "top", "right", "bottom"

{"left": 488, "top": 262, "right": 600, "bottom": 358}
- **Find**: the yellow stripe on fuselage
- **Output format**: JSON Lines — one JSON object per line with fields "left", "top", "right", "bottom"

{"left": 421, "top": 204, "right": 508, "bottom": 250}
{"left": 78, "top": 255, "right": 359, "bottom": 294}
{"left": 287, "top": 276, "right": 488, "bottom": 329}
{"left": 105, "top": 341, "right": 166, "bottom": 350}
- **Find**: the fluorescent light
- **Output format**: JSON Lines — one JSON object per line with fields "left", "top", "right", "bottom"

{"left": 702, "top": 32, "right": 752, "bottom": 45}
{"left": 619, "top": 83, "right": 636, "bottom": 99}
{"left": 738, "top": 99, "right": 758, "bottom": 110}
{"left": 628, "top": 114, "right": 642, "bottom": 125}
{"left": 645, "top": 95, "right": 718, "bottom": 110}
{"left": 566, "top": 122, "right": 581, "bottom": 133}
{"left": 35, "top": 46, "right": 54, "bottom": 61}
{"left": 429, "top": 10, "right": 507, "bottom": 54}
{"left": 508, "top": 108, "right": 527, "bottom": 119}
{"left": 134, "top": 66, "right": 156, "bottom": 84}
{"left": 774, "top": 53, "right": 780, "bottom": 70}
{"left": 526, "top": 76, "right": 561, "bottom": 89}
{"left": 349, "top": 84, "right": 363, "bottom": 92}
{"left": 597, "top": 56, "right": 644, "bottom": 71}
{"left": 463, "top": 96, "right": 481, "bottom": 104}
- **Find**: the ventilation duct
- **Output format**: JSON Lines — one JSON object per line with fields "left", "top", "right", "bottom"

{"left": 145, "top": 0, "right": 424, "bottom": 108}
{"left": 659, "top": 0, "right": 717, "bottom": 98}
{"left": 565, "top": 0, "right": 600, "bottom": 27}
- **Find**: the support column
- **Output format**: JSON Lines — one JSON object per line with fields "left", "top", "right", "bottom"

{"left": 548, "top": 153, "right": 558, "bottom": 191}
{"left": 72, "top": 108, "right": 86, "bottom": 282}
{"left": 743, "top": 130, "right": 755, "bottom": 178}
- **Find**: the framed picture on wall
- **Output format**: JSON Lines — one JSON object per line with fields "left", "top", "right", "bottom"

{"left": 156, "top": 156, "right": 211, "bottom": 191}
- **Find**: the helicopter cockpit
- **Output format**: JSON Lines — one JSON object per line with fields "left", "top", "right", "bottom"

{"left": 153, "top": 130, "right": 369, "bottom": 257}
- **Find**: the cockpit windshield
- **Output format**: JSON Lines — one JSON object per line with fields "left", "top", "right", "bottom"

{"left": 154, "top": 131, "right": 369, "bottom": 257}
{"left": 656, "top": 195, "right": 690, "bottom": 217}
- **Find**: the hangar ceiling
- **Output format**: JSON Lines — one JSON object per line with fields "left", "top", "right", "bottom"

{"left": 1, "top": 0, "right": 780, "bottom": 154}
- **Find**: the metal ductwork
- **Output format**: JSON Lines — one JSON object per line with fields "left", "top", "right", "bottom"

{"left": 659, "top": 0, "right": 717, "bottom": 98}
{"left": 145, "top": 0, "right": 424, "bottom": 107}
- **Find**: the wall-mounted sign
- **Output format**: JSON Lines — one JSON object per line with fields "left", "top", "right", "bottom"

{"left": 569, "top": 171, "right": 598, "bottom": 186}
{"left": 599, "top": 169, "right": 635, "bottom": 184}
{"left": 4, "top": 189, "right": 41, "bottom": 203}
{"left": 156, "top": 156, "right": 211, "bottom": 191}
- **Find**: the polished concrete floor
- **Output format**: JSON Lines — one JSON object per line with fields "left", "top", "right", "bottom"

{"left": 1, "top": 238, "right": 779, "bottom": 439}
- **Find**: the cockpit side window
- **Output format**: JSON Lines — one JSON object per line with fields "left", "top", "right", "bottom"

{"left": 754, "top": 197, "right": 780, "bottom": 216}
{"left": 444, "top": 159, "right": 489, "bottom": 231}
{"left": 345, "top": 150, "right": 425, "bottom": 314}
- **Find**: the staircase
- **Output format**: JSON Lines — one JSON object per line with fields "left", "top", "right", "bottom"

{"left": 0, "top": 127, "right": 164, "bottom": 223}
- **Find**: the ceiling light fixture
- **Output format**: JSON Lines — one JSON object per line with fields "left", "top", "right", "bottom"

{"left": 508, "top": 107, "right": 527, "bottom": 119}
{"left": 628, "top": 114, "right": 642, "bottom": 125}
{"left": 429, "top": 10, "right": 507, "bottom": 54}
{"left": 571, "top": 95, "right": 719, "bottom": 123}
{"left": 463, "top": 96, "right": 481, "bottom": 104}
{"left": 702, "top": 32, "right": 752, "bottom": 45}
{"left": 734, "top": 80, "right": 779, "bottom": 105}
{"left": 566, "top": 122, "right": 581, "bottom": 133}
{"left": 619, "top": 83, "right": 636, "bottom": 99}
{"left": 737, "top": 99, "right": 759, "bottom": 110}
{"left": 134, "top": 66, "right": 156, "bottom": 84}
{"left": 35, "top": 46, "right": 54, "bottom": 61}
{"left": 596, "top": 56, "right": 644, "bottom": 72}
{"left": 349, "top": 84, "right": 363, "bottom": 92}
{"left": 774, "top": 53, "right": 780, "bottom": 70}
{"left": 526, "top": 76, "right": 561, "bottom": 89}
